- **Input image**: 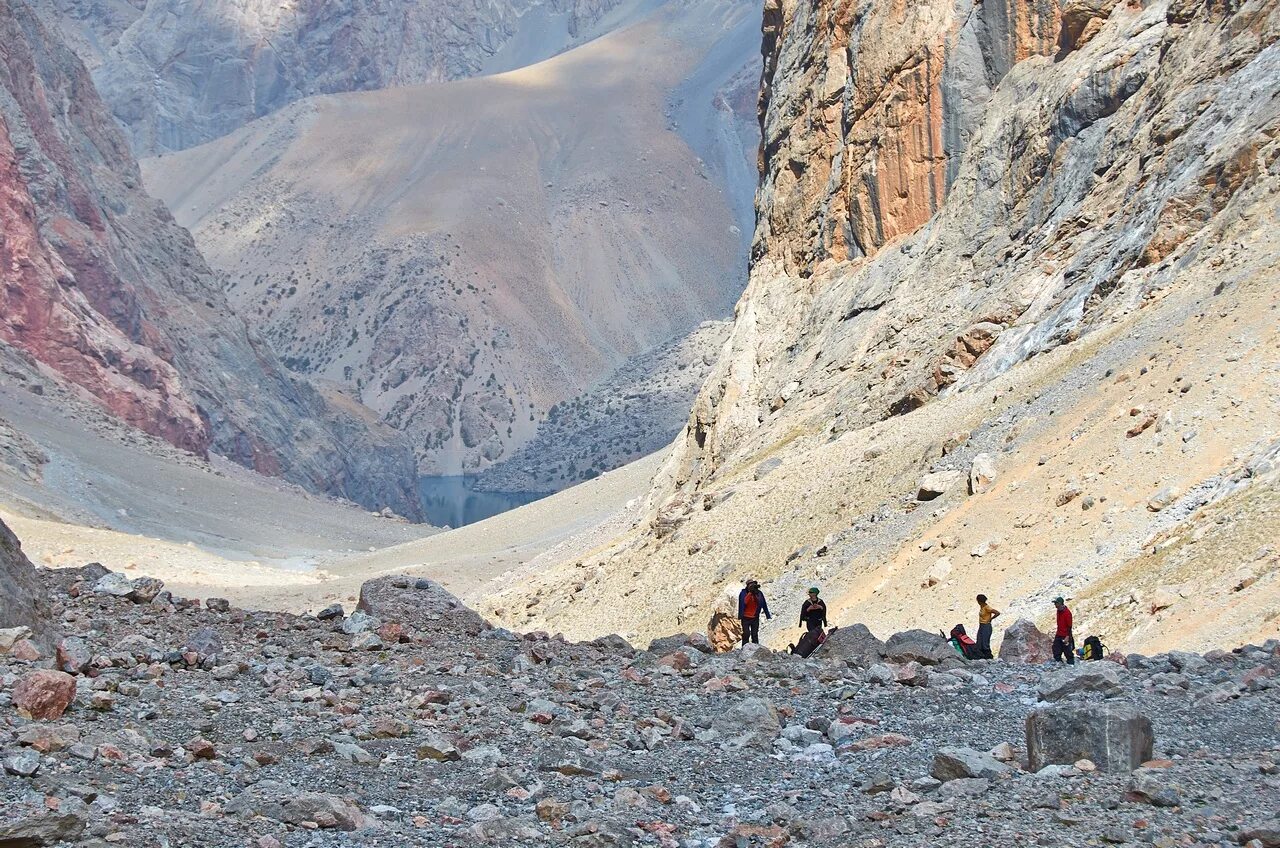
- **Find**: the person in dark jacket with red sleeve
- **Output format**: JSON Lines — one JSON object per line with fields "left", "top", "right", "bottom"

{"left": 737, "top": 580, "right": 771, "bottom": 646}
{"left": 1052, "top": 596, "right": 1075, "bottom": 665}
{"left": 799, "top": 587, "right": 827, "bottom": 634}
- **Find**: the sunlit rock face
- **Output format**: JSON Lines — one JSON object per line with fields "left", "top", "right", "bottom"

{"left": 33, "top": 0, "right": 634, "bottom": 154}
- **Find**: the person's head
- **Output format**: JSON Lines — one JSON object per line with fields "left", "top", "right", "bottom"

{"left": 746, "top": 579, "right": 758, "bottom": 591}
{"left": 976, "top": 594, "right": 988, "bottom": 605}
{"left": 808, "top": 587, "right": 820, "bottom": 599}
{"left": 1053, "top": 596, "right": 1065, "bottom": 608}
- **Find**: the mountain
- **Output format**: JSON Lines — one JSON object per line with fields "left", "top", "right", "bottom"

{"left": 32, "top": 0, "right": 642, "bottom": 154}
{"left": 0, "top": 0, "right": 422, "bottom": 518}
{"left": 483, "top": 0, "right": 1280, "bottom": 651}
{"left": 142, "top": 0, "right": 761, "bottom": 475}
{"left": 474, "top": 320, "right": 730, "bottom": 494}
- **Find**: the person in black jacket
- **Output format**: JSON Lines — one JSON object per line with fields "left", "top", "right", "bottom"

{"left": 737, "top": 580, "right": 771, "bottom": 646}
{"left": 799, "top": 587, "right": 827, "bottom": 634}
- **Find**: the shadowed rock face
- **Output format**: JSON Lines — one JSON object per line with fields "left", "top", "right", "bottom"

{"left": 0, "top": 0, "right": 422, "bottom": 518}
{"left": 0, "top": 518, "right": 54, "bottom": 647}
{"left": 33, "top": 0, "right": 631, "bottom": 154}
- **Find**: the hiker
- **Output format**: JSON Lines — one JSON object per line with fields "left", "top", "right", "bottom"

{"left": 1052, "top": 596, "right": 1075, "bottom": 665}
{"left": 737, "top": 580, "right": 771, "bottom": 646}
{"left": 976, "top": 594, "right": 1000, "bottom": 659}
{"left": 799, "top": 587, "right": 828, "bottom": 634}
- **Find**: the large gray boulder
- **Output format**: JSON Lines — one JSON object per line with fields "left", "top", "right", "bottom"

{"left": 357, "top": 575, "right": 489, "bottom": 637}
{"left": 1026, "top": 703, "right": 1154, "bottom": 773}
{"left": 884, "top": 629, "right": 955, "bottom": 666}
{"left": 821, "top": 624, "right": 887, "bottom": 665}
{"left": 712, "top": 697, "right": 781, "bottom": 750}
{"left": 0, "top": 519, "right": 55, "bottom": 649}
{"left": 1038, "top": 663, "right": 1127, "bottom": 701}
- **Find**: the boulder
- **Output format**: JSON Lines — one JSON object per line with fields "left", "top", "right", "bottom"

{"left": 918, "top": 470, "right": 964, "bottom": 501}
{"left": 1038, "top": 663, "right": 1126, "bottom": 701}
{"left": 707, "top": 609, "right": 742, "bottom": 653}
{"left": 999, "top": 619, "right": 1054, "bottom": 663}
{"left": 712, "top": 697, "right": 780, "bottom": 750}
{"left": 226, "top": 780, "right": 365, "bottom": 830}
{"left": 341, "top": 611, "right": 381, "bottom": 635}
{"left": 931, "top": 747, "right": 1011, "bottom": 781}
{"left": 1126, "top": 767, "right": 1182, "bottom": 807}
{"left": 183, "top": 626, "right": 224, "bottom": 661}
{"left": 55, "top": 636, "right": 92, "bottom": 674}
{"left": 884, "top": 630, "right": 955, "bottom": 666}
{"left": 93, "top": 572, "right": 135, "bottom": 597}
{"left": 0, "top": 625, "right": 31, "bottom": 653}
{"left": 0, "top": 518, "right": 56, "bottom": 649}
{"left": 821, "top": 624, "right": 886, "bottom": 666}
{"left": 128, "top": 576, "right": 165, "bottom": 603}
{"left": 0, "top": 811, "right": 87, "bottom": 846}
{"left": 13, "top": 669, "right": 77, "bottom": 720}
{"left": 924, "top": 557, "right": 952, "bottom": 587}
{"left": 969, "top": 453, "right": 998, "bottom": 494}
{"left": 317, "top": 603, "right": 345, "bottom": 621}
{"left": 357, "top": 575, "right": 489, "bottom": 636}
{"left": 1238, "top": 820, "right": 1280, "bottom": 848}
{"left": 1026, "top": 703, "right": 1153, "bottom": 773}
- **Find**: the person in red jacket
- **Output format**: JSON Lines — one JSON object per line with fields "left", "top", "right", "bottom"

{"left": 1052, "top": 596, "right": 1075, "bottom": 665}
{"left": 737, "top": 580, "right": 771, "bottom": 646}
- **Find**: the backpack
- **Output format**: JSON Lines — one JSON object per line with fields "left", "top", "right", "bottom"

{"left": 790, "top": 628, "right": 827, "bottom": 658}
{"left": 947, "top": 625, "right": 982, "bottom": 661}
{"left": 1081, "top": 635, "right": 1107, "bottom": 661}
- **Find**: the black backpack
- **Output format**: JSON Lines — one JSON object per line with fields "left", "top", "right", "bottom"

{"left": 1082, "top": 635, "right": 1107, "bottom": 661}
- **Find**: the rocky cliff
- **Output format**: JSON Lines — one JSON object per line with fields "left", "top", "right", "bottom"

{"left": 0, "top": 0, "right": 422, "bottom": 518}
{"left": 33, "top": 0, "right": 632, "bottom": 154}
{"left": 485, "top": 0, "right": 1280, "bottom": 651}
{"left": 0, "top": 517, "right": 54, "bottom": 648}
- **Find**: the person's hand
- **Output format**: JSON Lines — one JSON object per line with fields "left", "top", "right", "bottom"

{"left": 766, "top": 614, "right": 772, "bottom": 620}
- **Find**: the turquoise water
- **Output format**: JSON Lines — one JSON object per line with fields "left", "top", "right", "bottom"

{"left": 417, "top": 476, "right": 545, "bottom": 528}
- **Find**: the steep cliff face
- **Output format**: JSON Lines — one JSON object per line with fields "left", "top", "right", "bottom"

{"left": 485, "top": 0, "right": 1280, "bottom": 651}
{"left": 0, "top": 0, "right": 422, "bottom": 518}
{"left": 0, "top": 517, "right": 55, "bottom": 647}
{"left": 34, "top": 0, "right": 632, "bottom": 154}
{"left": 143, "top": 0, "right": 760, "bottom": 476}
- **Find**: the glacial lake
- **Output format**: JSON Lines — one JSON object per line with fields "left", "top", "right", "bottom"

{"left": 417, "top": 476, "right": 546, "bottom": 529}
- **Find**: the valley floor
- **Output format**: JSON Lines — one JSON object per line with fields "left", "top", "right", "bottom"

{"left": 0, "top": 376, "right": 660, "bottom": 611}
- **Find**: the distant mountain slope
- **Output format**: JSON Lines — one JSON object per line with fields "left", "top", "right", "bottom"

{"left": 32, "top": 0, "right": 648, "bottom": 154}
{"left": 475, "top": 320, "right": 730, "bottom": 494}
{"left": 0, "top": 0, "right": 422, "bottom": 518}
{"left": 143, "top": 0, "right": 760, "bottom": 476}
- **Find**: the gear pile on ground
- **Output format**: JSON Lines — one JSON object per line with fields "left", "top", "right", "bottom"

{"left": 1, "top": 567, "right": 1278, "bottom": 847}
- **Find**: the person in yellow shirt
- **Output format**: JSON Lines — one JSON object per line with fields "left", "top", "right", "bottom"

{"left": 976, "top": 594, "right": 1000, "bottom": 659}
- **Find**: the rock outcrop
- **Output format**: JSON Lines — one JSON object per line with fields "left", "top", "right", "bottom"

{"left": 0, "top": 0, "right": 422, "bottom": 517}
{"left": 34, "top": 0, "right": 632, "bottom": 154}
{"left": 0, "top": 518, "right": 54, "bottom": 648}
